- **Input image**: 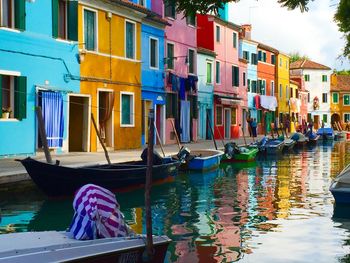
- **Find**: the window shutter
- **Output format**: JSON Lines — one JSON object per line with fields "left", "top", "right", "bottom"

{"left": 0, "top": 75, "right": 2, "bottom": 112}
{"left": 258, "top": 51, "right": 262, "bottom": 61}
{"left": 235, "top": 67, "right": 239, "bottom": 87}
{"left": 68, "top": 0, "right": 78, "bottom": 41}
{"left": 15, "top": 0, "right": 26, "bottom": 31}
{"left": 166, "top": 93, "right": 172, "bottom": 118}
{"left": 15, "top": 76, "right": 27, "bottom": 120}
{"left": 173, "top": 94, "right": 178, "bottom": 119}
{"left": 52, "top": 0, "right": 59, "bottom": 38}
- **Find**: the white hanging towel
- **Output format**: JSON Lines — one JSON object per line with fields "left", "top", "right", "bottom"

{"left": 260, "top": 95, "right": 277, "bottom": 111}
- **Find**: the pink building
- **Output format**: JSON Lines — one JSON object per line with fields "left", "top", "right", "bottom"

{"left": 197, "top": 14, "right": 244, "bottom": 139}
{"left": 151, "top": 1, "right": 198, "bottom": 144}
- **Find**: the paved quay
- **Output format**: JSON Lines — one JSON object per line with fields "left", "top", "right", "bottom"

{"left": 0, "top": 137, "right": 260, "bottom": 185}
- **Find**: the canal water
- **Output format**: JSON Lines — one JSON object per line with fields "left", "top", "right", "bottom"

{"left": 1, "top": 141, "right": 350, "bottom": 262}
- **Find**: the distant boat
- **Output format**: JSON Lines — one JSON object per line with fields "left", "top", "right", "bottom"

{"left": 307, "top": 132, "right": 320, "bottom": 145}
{"left": 317, "top": 128, "right": 335, "bottom": 140}
{"left": 330, "top": 163, "right": 350, "bottom": 204}
{"left": 291, "top": 132, "right": 308, "bottom": 146}
{"left": 18, "top": 157, "right": 181, "bottom": 197}
{"left": 262, "top": 139, "right": 285, "bottom": 155}
{"left": 335, "top": 131, "right": 347, "bottom": 141}
{"left": 174, "top": 149, "right": 223, "bottom": 171}
{"left": 221, "top": 143, "right": 259, "bottom": 163}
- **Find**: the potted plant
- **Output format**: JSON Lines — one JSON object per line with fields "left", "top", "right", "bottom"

{"left": 2, "top": 107, "right": 12, "bottom": 119}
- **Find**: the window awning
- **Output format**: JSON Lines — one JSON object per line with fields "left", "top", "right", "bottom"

{"left": 214, "top": 94, "right": 242, "bottom": 106}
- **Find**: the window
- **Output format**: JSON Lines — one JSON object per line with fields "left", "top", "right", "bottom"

{"left": 138, "top": 0, "right": 146, "bottom": 7}
{"left": 231, "top": 108, "right": 237, "bottom": 125}
{"left": 243, "top": 51, "right": 249, "bottom": 61}
{"left": 232, "top": 66, "right": 239, "bottom": 87}
{"left": 251, "top": 53, "right": 257, "bottom": 65}
{"left": 166, "top": 43, "right": 174, "bottom": 69}
{"left": 186, "top": 12, "right": 196, "bottom": 26}
{"left": 0, "top": 0, "right": 25, "bottom": 30}
{"left": 121, "top": 93, "right": 134, "bottom": 126}
{"left": 271, "top": 81, "right": 275, "bottom": 96}
{"left": 344, "top": 113, "right": 350, "bottom": 123}
{"left": 285, "top": 61, "right": 288, "bottom": 69}
{"left": 233, "top": 32, "right": 237, "bottom": 48}
{"left": 216, "top": 106, "right": 222, "bottom": 125}
{"left": 0, "top": 74, "right": 27, "bottom": 120}
{"left": 84, "top": 9, "right": 97, "bottom": 51}
{"left": 307, "top": 93, "right": 310, "bottom": 103}
{"left": 216, "top": 61, "right": 220, "bottom": 84}
{"left": 166, "top": 92, "right": 178, "bottom": 118}
{"left": 58, "top": 0, "right": 67, "bottom": 39}
{"left": 258, "top": 50, "right": 262, "bottom": 61}
{"left": 216, "top": 25, "right": 220, "bottom": 42}
{"left": 263, "top": 52, "right": 267, "bottom": 62}
{"left": 322, "top": 93, "right": 327, "bottom": 103}
{"left": 243, "top": 72, "right": 246, "bottom": 86}
{"left": 333, "top": 93, "right": 339, "bottom": 104}
{"left": 150, "top": 38, "right": 158, "bottom": 69}
{"left": 304, "top": 74, "right": 310, "bottom": 82}
{"left": 251, "top": 80, "right": 257, "bottom": 93}
{"left": 248, "top": 79, "right": 251, "bottom": 92}
{"left": 290, "top": 87, "right": 293, "bottom": 98}
{"left": 188, "top": 95, "right": 198, "bottom": 119}
{"left": 286, "top": 85, "right": 289, "bottom": 99}
{"left": 164, "top": 0, "right": 176, "bottom": 19}
{"left": 322, "top": 75, "right": 328, "bottom": 82}
{"left": 323, "top": 114, "right": 328, "bottom": 123}
{"left": 125, "top": 21, "right": 136, "bottom": 59}
{"left": 206, "top": 61, "right": 213, "bottom": 84}
{"left": 307, "top": 113, "right": 312, "bottom": 122}
{"left": 271, "top": 54, "right": 275, "bottom": 65}
{"left": 279, "top": 84, "right": 282, "bottom": 98}
{"left": 258, "top": 79, "right": 266, "bottom": 95}
{"left": 344, "top": 95, "right": 350, "bottom": 106}
{"left": 188, "top": 49, "right": 195, "bottom": 74}
{"left": 52, "top": 0, "right": 77, "bottom": 41}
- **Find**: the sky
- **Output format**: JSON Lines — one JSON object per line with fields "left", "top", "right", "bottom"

{"left": 227, "top": 0, "right": 350, "bottom": 70}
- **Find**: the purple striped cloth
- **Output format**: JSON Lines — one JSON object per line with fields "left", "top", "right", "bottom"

{"left": 68, "top": 184, "right": 128, "bottom": 240}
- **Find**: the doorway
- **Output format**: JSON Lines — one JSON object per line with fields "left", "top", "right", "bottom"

{"left": 142, "top": 100, "right": 152, "bottom": 144}
{"left": 69, "top": 95, "right": 90, "bottom": 152}
{"left": 206, "top": 108, "right": 212, "bottom": 139}
{"left": 155, "top": 104, "right": 164, "bottom": 145}
{"left": 313, "top": 115, "right": 320, "bottom": 130}
{"left": 224, "top": 108, "right": 231, "bottom": 139}
{"left": 98, "top": 90, "right": 114, "bottom": 150}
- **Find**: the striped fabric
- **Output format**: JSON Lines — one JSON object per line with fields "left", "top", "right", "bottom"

{"left": 68, "top": 184, "right": 128, "bottom": 240}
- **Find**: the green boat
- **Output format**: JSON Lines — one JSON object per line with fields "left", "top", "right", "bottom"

{"left": 221, "top": 143, "right": 259, "bottom": 163}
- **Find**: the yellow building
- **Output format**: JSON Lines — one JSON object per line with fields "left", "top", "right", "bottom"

{"left": 289, "top": 80, "right": 300, "bottom": 132}
{"left": 276, "top": 53, "right": 290, "bottom": 123}
{"left": 78, "top": 0, "right": 144, "bottom": 151}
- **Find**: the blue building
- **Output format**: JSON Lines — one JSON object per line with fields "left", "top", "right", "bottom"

{"left": 140, "top": 5, "right": 167, "bottom": 145}
{"left": 239, "top": 32, "right": 258, "bottom": 122}
{"left": 197, "top": 48, "right": 215, "bottom": 140}
{"left": 0, "top": 0, "right": 82, "bottom": 157}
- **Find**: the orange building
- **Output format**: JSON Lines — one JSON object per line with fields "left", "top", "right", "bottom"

{"left": 330, "top": 73, "right": 350, "bottom": 128}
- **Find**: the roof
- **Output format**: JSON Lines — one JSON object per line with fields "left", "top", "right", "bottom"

{"left": 331, "top": 74, "right": 350, "bottom": 92}
{"left": 251, "top": 41, "right": 279, "bottom": 54}
{"left": 290, "top": 79, "right": 300, "bottom": 86}
{"left": 197, "top": 47, "right": 217, "bottom": 57}
{"left": 210, "top": 15, "right": 241, "bottom": 32}
{"left": 290, "top": 59, "right": 331, "bottom": 70}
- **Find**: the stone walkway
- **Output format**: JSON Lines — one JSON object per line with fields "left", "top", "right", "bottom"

{"left": 0, "top": 136, "right": 259, "bottom": 184}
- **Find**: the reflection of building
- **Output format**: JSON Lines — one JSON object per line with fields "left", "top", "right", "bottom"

{"left": 330, "top": 73, "right": 350, "bottom": 127}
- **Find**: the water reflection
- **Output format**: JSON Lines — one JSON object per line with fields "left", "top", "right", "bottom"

{"left": 0, "top": 142, "right": 349, "bottom": 262}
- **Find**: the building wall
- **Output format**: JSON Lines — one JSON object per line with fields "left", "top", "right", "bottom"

{"left": 257, "top": 48, "right": 275, "bottom": 96}
{"left": 78, "top": 2, "right": 142, "bottom": 151}
{"left": 277, "top": 54, "right": 290, "bottom": 115}
{"left": 196, "top": 15, "right": 214, "bottom": 52}
{"left": 0, "top": 0, "right": 80, "bottom": 156}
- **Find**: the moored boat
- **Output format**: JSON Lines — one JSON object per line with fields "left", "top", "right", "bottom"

{"left": 18, "top": 156, "right": 181, "bottom": 197}
{"left": 221, "top": 143, "right": 259, "bottom": 163}
{"left": 307, "top": 132, "right": 320, "bottom": 145}
{"left": 282, "top": 138, "right": 296, "bottom": 151}
{"left": 317, "top": 128, "right": 335, "bottom": 140}
{"left": 335, "top": 131, "right": 347, "bottom": 141}
{"left": 180, "top": 149, "right": 224, "bottom": 171}
{"left": 261, "top": 139, "right": 284, "bottom": 155}
{"left": 330, "top": 164, "right": 350, "bottom": 204}
{"left": 291, "top": 132, "right": 308, "bottom": 146}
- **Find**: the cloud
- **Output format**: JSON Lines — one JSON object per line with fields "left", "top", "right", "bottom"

{"left": 228, "top": 0, "right": 349, "bottom": 70}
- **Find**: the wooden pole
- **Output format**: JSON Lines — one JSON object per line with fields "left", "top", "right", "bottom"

{"left": 214, "top": 120, "right": 225, "bottom": 147}
{"left": 91, "top": 113, "right": 111, "bottom": 165}
{"left": 206, "top": 111, "right": 218, "bottom": 150}
{"left": 154, "top": 122, "right": 165, "bottom": 157}
{"left": 145, "top": 109, "right": 155, "bottom": 262}
{"left": 36, "top": 107, "right": 53, "bottom": 164}
{"left": 241, "top": 125, "right": 247, "bottom": 146}
{"left": 170, "top": 119, "right": 181, "bottom": 150}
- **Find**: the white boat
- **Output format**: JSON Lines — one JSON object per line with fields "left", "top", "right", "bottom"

{"left": 330, "top": 163, "right": 350, "bottom": 204}
{"left": 0, "top": 231, "right": 170, "bottom": 263}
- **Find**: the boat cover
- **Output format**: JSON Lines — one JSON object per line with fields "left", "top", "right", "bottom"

{"left": 334, "top": 165, "right": 350, "bottom": 184}
{"left": 317, "top": 128, "right": 334, "bottom": 136}
{"left": 69, "top": 184, "right": 128, "bottom": 240}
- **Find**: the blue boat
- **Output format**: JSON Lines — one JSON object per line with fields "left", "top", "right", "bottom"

{"left": 317, "top": 128, "right": 335, "bottom": 140}
{"left": 330, "top": 164, "right": 350, "bottom": 204}
{"left": 259, "top": 138, "right": 284, "bottom": 155}
{"left": 177, "top": 149, "right": 224, "bottom": 171}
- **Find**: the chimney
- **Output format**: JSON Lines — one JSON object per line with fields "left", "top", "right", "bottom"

{"left": 241, "top": 24, "right": 252, "bottom": 40}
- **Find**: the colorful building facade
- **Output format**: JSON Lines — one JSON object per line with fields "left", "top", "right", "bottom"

{"left": 289, "top": 80, "right": 300, "bottom": 132}
{"left": 197, "top": 48, "right": 216, "bottom": 140}
{"left": 276, "top": 53, "right": 290, "bottom": 122}
{"left": 330, "top": 73, "right": 350, "bottom": 127}
{"left": 197, "top": 15, "right": 243, "bottom": 140}
{"left": 0, "top": 0, "right": 80, "bottom": 156}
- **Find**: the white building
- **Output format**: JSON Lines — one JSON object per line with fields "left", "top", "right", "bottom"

{"left": 290, "top": 59, "right": 332, "bottom": 128}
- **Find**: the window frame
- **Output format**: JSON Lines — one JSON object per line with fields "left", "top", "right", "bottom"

{"left": 149, "top": 37, "right": 159, "bottom": 69}
{"left": 166, "top": 42, "right": 175, "bottom": 70}
{"left": 125, "top": 19, "right": 137, "bottom": 60}
{"left": 216, "top": 105, "right": 223, "bottom": 126}
{"left": 322, "top": 75, "right": 328, "bottom": 82}
{"left": 188, "top": 48, "right": 195, "bottom": 74}
{"left": 120, "top": 91, "right": 135, "bottom": 127}
{"left": 304, "top": 74, "right": 310, "bottom": 82}
{"left": 164, "top": 0, "right": 176, "bottom": 19}
{"left": 58, "top": 0, "right": 68, "bottom": 40}
{"left": 186, "top": 12, "right": 196, "bottom": 27}
{"left": 344, "top": 113, "right": 350, "bottom": 123}
{"left": 83, "top": 7, "right": 98, "bottom": 52}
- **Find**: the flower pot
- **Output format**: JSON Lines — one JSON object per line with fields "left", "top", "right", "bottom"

{"left": 2, "top": 112, "right": 9, "bottom": 119}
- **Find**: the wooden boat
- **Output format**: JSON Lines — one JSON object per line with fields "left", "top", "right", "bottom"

{"left": 282, "top": 138, "right": 296, "bottom": 151}
{"left": 18, "top": 157, "right": 181, "bottom": 197}
{"left": 307, "top": 133, "right": 320, "bottom": 145}
{"left": 221, "top": 145, "right": 259, "bottom": 162}
{"left": 291, "top": 132, "right": 308, "bottom": 146}
{"left": 317, "top": 128, "right": 335, "bottom": 140}
{"left": 264, "top": 139, "right": 285, "bottom": 155}
{"left": 174, "top": 149, "right": 223, "bottom": 171}
{"left": 0, "top": 231, "right": 170, "bottom": 263}
{"left": 330, "top": 163, "right": 350, "bottom": 204}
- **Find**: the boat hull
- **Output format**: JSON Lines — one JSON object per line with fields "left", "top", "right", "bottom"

{"left": 19, "top": 158, "right": 181, "bottom": 197}
{"left": 330, "top": 181, "right": 350, "bottom": 205}
{"left": 221, "top": 148, "right": 259, "bottom": 162}
{"left": 179, "top": 150, "right": 224, "bottom": 171}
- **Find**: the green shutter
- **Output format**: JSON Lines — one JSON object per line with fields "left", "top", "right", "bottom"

{"left": 121, "top": 95, "right": 131, "bottom": 125}
{"left": 15, "top": 76, "right": 27, "bottom": 120}
{"left": 52, "top": 0, "right": 59, "bottom": 38}
{"left": 166, "top": 93, "right": 171, "bottom": 118}
{"left": 192, "top": 96, "right": 198, "bottom": 119}
{"left": 68, "top": 0, "right": 78, "bottom": 41}
{"left": 0, "top": 75, "right": 2, "bottom": 112}
{"left": 172, "top": 94, "right": 178, "bottom": 119}
{"left": 235, "top": 67, "right": 239, "bottom": 87}
{"left": 15, "top": 0, "right": 26, "bottom": 31}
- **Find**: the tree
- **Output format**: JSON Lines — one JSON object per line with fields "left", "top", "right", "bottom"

{"left": 289, "top": 52, "right": 310, "bottom": 63}
{"left": 167, "top": 0, "right": 349, "bottom": 60}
